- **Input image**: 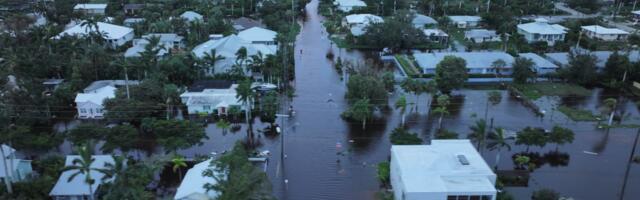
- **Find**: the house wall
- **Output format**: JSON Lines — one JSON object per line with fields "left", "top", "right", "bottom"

{"left": 107, "top": 31, "right": 134, "bottom": 48}
{"left": 584, "top": 31, "right": 628, "bottom": 41}
{"left": 517, "top": 28, "right": 565, "bottom": 45}
{"left": 77, "top": 102, "right": 106, "bottom": 119}
{"left": 76, "top": 8, "right": 106, "bottom": 15}
{"left": 52, "top": 195, "right": 89, "bottom": 200}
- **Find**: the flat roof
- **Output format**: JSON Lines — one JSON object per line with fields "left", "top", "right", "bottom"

{"left": 414, "top": 52, "right": 514, "bottom": 70}
{"left": 74, "top": 4, "right": 107, "bottom": 10}
{"left": 464, "top": 29, "right": 498, "bottom": 38}
{"left": 345, "top": 14, "right": 383, "bottom": 24}
{"left": 391, "top": 140, "right": 496, "bottom": 193}
{"left": 56, "top": 22, "right": 133, "bottom": 40}
{"left": 518, "top": 53, "right": 559, "bottom": 69}
{"left": 581, "top": 25, "right": 629, "bottom": 35}
{"left": 544, "top": 51, "right": 640, "bottom": 68}
{"left": 50, "top": 155, "right": 115, "bottom": 196}
{"left": 517, "top": 21, "right": 567, "bottom": 34}
{"left": 448, "top": 16, "right": 482, "bottom": 23}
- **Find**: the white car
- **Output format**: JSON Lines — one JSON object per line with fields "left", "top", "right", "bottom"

{"left": 251, "top": 82, "right": 277, "bottom": 91}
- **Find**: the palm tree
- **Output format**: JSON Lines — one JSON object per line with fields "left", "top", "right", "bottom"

{"left": 485, "top": 91, "right": 502, "bottom": 120}
{"left": 603, "top": 98, "right": 617, "bottom": 126}
{"left": 62, "top": 146, "right": 107, "bottom": 200}
{"left": 201, "top": 49, "right": 225, "bottom": 76}
{"left": 236, "top": 79, "right": 255, "bottom": 144}
{"left": 487, "top": 128, "right": 513, "bottom": 170}
{"left": 432, "top": 94, "right": 450, "bottom": 130}
{"left": 96, "top": 155, "right": 127, "bottom": 195}
{"left": 491, "top": 59, "right": 506, "bottom": 83}
{"left": 110, "top": 58, "right": 133, "bottom": 99}
{"left": 395, "top": 95, "right": 408, "bottom": 126}
{"left": 235, "top": 47, "right": 248, "bottom": 68}
{"left": 171, "top": 155, "right": 187, "bottom": 181}
{"left": 216, "top": 119, "right": 231, "bottom": 135}
{"left": 248, "top": 51, "right": 265, "bottom": 73}
{"left": 468, "top": 119, "right": 488, "bottom": 152}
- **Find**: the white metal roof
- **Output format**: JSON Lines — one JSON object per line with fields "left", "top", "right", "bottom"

{"left": 181, "top": 11, "right": 203, "bottom": 22}
{"left": 74, "top": 4, "right": 107, "bottom": 10}
{"left": 180, "top": 84, "right": 241, "bottom": 107}
{"left": 464, "top": 29, "right": 498, "bottom": 38}
{"left": 581, "top": 25, "right": 629, "bottom": 35}
{"left": 517, "top": 20, "right": 567, "bottom": 34}
{"left": 56, "top": 22, "right": 133, "bottom": 40}
{"left": 238, "top": 27, "right": 277, "bottom": 43}
{"left": 391, "top": 140, "right": 496, "bottom": 193}
{"left": 344, "top": 14, "right": 383, "bottom": 24}
{"left": 412, "top": 14, "right": 438, "bottom": 26}
{"left": 448, "top": 16, "right": 482, "bottom": 23}
{"left": 74, "top": 85, "right": 116, "bottom": 105}
{"left": 334, "top": 0, "right": 366, "bottom": 7}
{"left": 192, "top": 35, "right": 276, "bottom": 59}
{"left": 414, "top": 52, "right": 514, "bottom": 70}
{"left": 174, "top": 159, "right": 220, "bottom": 200}
{"left": 633, "top": 10, "right": 640, "bottom": 15}
{"left": 49, "top": 155, "right": 115, "bottom": 196}
{"left": 518, "top": 53, "right": 559, "bottom": 69}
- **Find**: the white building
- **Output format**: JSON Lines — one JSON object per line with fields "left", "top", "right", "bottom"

{"left": 333, "top": 0, "right": 367, "bottom": 12}
{"left": 192, "top": 35, "right": 276, "bottom": 75}
{"left": 414, "top": 52, "right": 514, "bottom": 74}
{"left": 55, "top": 22, "right": 134, "bottom": 48}
{"left": 74, "top": 85, "right": 116, "bottom": 119}
{"left": 180, "top": 11, "right": 203, "bottom": 22}
{"left": 517, "top": 18, "right": 567, "bottom": 46}
{"left": 545, "top": 50, "right": 640, "bottom": 69}
{"left": 174, "top": 159, "right": 220, "bottom": 200}
{"left": 125, "top": 33, "right": 184, "bottom": 58}
{"left": 390, "top": 140, "right": 497, "bottom": 200}
{"left": 632, "top": 10, "right": 640, "bottom": 21}
{"left": 343, "top": 14, "right": 384, "bottom": 36}
{"left": 238, "top": 27, "right": 278, "bottom": 46}
{"left": 423, "top": 29, "right": 449, "bottom": 44}
{"left": 518, "top": 53, "right": 559, "bottom": 74}
{"left": 412, "top": 14, "right": 438, "bottom": 29}
{"left": 50, "top": 155, "right": 116, "bottom": 200}
{"left": 448, "top": 16, "right": 482, "bottom": 28}
{"left": 0, "top": 144, "right": 33, "bottom": 183}
{"left": 464, "top": 29, "right": 501, "bottom": 43}
{"left": 73, "top": 4, "right": 107, "bottom": 15}
{"left": 180, "top": 80, "right": 245, "bottom": 115}
{"left": 581, "top": 25, "right": 629, "bottom": 41}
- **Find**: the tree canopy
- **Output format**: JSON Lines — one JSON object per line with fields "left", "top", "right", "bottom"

{"left": 434, "top": 56, "right": 468, "bottom": 93}
{"left": 512, "top": 57, "right": 536, "bottom": 84}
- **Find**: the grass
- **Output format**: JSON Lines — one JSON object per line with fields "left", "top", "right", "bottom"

{"left": 558, "top": 106, "right": 601, "bottom": 121}
{"left": 512, "top": 83, "right": 591, "bottom": 100}
{"left": 394, "top": 55, "right": 419, "bottom": 76}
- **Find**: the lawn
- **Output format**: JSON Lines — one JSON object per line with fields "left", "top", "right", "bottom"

{"left": 394, "top": 55, "right": 419, "bottom": 76}
{"left": 512, "top": 83, "right": 591, "bottom": 100}
{"left": 558, "top": 106, "right": 601, "bottom": 121}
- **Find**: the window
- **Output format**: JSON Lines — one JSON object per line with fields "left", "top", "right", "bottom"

{"left": 470, "top": 196, "right": 481, "bottom": 200}
{"left": 458, "top": 196, "right": 469, "bottom": 200}
{"left": 96, "top": 109, "right": 102, "bottom": 113}
{"left": 80, "top": 108, "right": 87, "bottom": 113}
{"left": 203, "top": 105, "right": 211, "bottom": 110}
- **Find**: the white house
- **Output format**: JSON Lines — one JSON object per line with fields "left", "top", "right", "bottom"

{"left": 545, "top": 50, "right": 640, "bottom": 69}
{"left": 192, "top": 34, "right": 276, "bottom": 75}
{"left": 50, "top": 155, "right": 116, "bottom": 200}
{"left": 390, "top": 140, "right": 497, "bottom": 200}
{"left": 517, "top": 18, "right": 567, "bottom": 46}
{"left": 180, "top": 80, "right": 244, "bottom": 115}
{"left": 414, "top": 52, "right": 514, "bottom": 74}
{"left": 0, "top": 144, "right": 33, "bottom": 183}
{"left": 464, "top": 29, "right": 501, "bottom": 43}
{"left": 174, "top": 159, "right": 220, "bottom": 200}
{"left": 423, "top": 29, "right": 449, "bottom": 44}
{"left": 180, "top": 11, "right": 203, "bottom": 22}
{"left": 448, "top": 16, "right": 482, "bottom": 28}
{"left": 518, "top": 53, "right": 559, "bottom": 74}
{"left": 333, "top": 0, "right": 367, "bottom": 12}
{"left": 412, "top": 14, "right": 438, "bottom": 29}
{"left": 73, "top": 4, "right": 107, "bottom": 15}
{"left": 581, "top": 25, "right": 629, "bottom": 41}
{"left": 125, "top": 33, "right": 184, "bottom": 58}
{"left": 55, "top": 22, "right": 134, "bottom": 48}
{"left": 74, "top": 85, "right": 116, "bottom": 119}
{"left": 632, "top": 10, "right": 640, "bottom": 21}
{"left": 238, "top": 27, "right": 278, "bottom": 46}
{"left": 342, "top": 14, "right": 384, "bottom": 36}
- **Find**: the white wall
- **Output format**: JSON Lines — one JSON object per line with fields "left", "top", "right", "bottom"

{"left": 77, "top": 102, "right": 105, "bottom": 119}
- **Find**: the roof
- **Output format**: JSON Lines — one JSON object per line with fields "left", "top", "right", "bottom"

{"left": 344, "top": 14, "right": 383, "bottom": 24}
{"left": 0, "top": 144, "right": 23, "bottom": 178}
{"left": 75, "top": 85, "right": 116, "bottom": 105}
{"left": 334, "top": 0, "right": 367, "bottom": 7}
{"left": 188, "top": 80, "right": 234, "bottom": 92}
{"left": 56, "top": 22, "right": 133, "bottom": 40}
{"left": 123, "top": 18, "right": 145, "bottom": 24}
{"left": 518, "top": 53, "right": 559, "bottom": 69}
{"left": 238, "top": 27, "right": 277, "bottom": 43}
{"left": 350, "top": 25, "right": 366, "bottom": 36}
{"left": 232, "top": 17, "right": 264, "bottom": 31}
{"left": 412, "top": 14, "right": 438, "bottom": 26}
{"left": 517, "top": 20, "right": 567, "bottom": 34}
{"left": 83, "top": 80, "right": 141, "bottom": 92}
{"left": 192, "top": 35, "right": 276, "bottom": 66}
{"left": 633, "top": 10, "right": 640, "bottom": 15}
{"left": 581, "top": 25, "right": 629, "bottom": 35}
{"left": 74, "top": 4, "right": 107, "bottom": 10}
{"left": 181, "top": 84, "right": 241, "bottom": 107}
{"left": 123, "top": 4, "right": 145, "bottom": 10}
{"left": 448, "top": 16, "right": 482, "bottom": 23}
{"left": 124, "top": 44, "right": 168, "bottom": 58}
{"left": 391, "top": 140, "right": 496, "bottom": 193}
{"left": 423, "top": 29, "right": 448, "bottom": 37}
{"left": 464, "top": 29, "right": 498, "bottom": 38}
{"left": 414, "top": 52, "right": 514, "bottom": 69}
{"left": 544, "top": 51, "right": 640, "bottom": 68}
{"left": 174, "top": 159, "right": 220, "bottom": 200}
{"left": 181, "top": 11, "right": 203, "bottom": 21}
{"left": 49, "top": 155, "right": 115, "bottom": 196}
{"left": 141, "top": 33, "right": 184, "bottom": 43}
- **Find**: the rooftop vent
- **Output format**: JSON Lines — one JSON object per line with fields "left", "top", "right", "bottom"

{"left": 457, "top": 155, "right": 470, "bottom": 165}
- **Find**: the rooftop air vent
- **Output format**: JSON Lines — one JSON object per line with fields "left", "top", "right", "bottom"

{"left": 457, "top": 155, "right": 470, "bottom": 165}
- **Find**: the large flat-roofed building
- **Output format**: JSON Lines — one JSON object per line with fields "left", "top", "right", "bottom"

{"left": 390, "top": 140, "right": 497, "bottom": 200}
{"left": 414, "top": 52, "right": 514, "bottom": 74}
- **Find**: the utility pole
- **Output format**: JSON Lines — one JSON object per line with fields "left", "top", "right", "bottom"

{"left": 619, "top": 128, "right": 640, "bottom": 200}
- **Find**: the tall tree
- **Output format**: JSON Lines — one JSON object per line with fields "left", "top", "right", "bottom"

{"left": 390, "top": 127, "right": 423, "bottom": 145}
{"left": 561, "top": 52, "right": 598, "bottom": 85}
{"left": 343, "top": 98, "right": 373, "bottom": 129}
{"left": 469, "top": 119, "right": 488, "bottom": 152}
{"left": 515, "top": 127, "right": 548, "bottom": 152}
{"left": 61, "top": 146, "right": 109, "bottom": 200}
{"left": 143, "top": 119, "right": 207, "bottom": 153}
{"left": 548, "top": 126, "right": 575, "bottom": 151}
{"left": 512, "top": 57, "right": 536, "bottom": 84}
{"left": 432, "top": 94, "right": 450, "bottom": 130}
{"left": 490, "top": 59, "right": 507, "bottom": 80}
{"left": 200, "top": 49, "right": 225, "bottom": 76}
{"left": 487, "top": 128, "right": 513, "bottom": 169}
{"left": 395, "top": 95, "right": 408, "bottom": 126}
{"left": 434, "top": 56, "right": 468, "bottom": 93}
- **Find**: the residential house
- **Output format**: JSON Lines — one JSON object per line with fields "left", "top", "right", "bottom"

{"left": 412, "top": 14, "right": 438, "bottom": 29}
{"left": 55, "top": 22, "right": 134, "bottom": 48}
{"left": 238, "top": 27, "right": 278, "bottom": 46}
{"left": 73, "top": 4, "right": 107, "bottom": 15}
{"left": 517, "top": 18, "right": 567, "bottom": 45}
{"left": 180, "top": 11, "right": 203, "bottom": 22}
{"left": 545, "top": 50, "right": 640, "bottom": 70}
{"left": 581, "top": 25, "right": 629, "bottom": 41}
{"left": 414, "top": 52, "right": 514, "bottom": 74}
{"left": 342, "top": 14, "right": 383, "bottom": 36}
{"left": 232, "top": 17, "right": 265, "bottom": 31}
{"left": 125, "top": 33, "right": 184, "bottom": 58}
{"left": 518, "top": 53, "right": 559, "bottom": 74}
{"left": 464, "top": 29, "right": 501, "bottom": 43}
{"left": 333, "top": 0, "right": 367, "bottom": 12}
{"left": 42, "top": 79, "right": 64, "bottom": 92}
{"left": 423, "top": 29, "right": 448, "bottom": 44}
{"left": 390, "top": 140, "right": 497, "bottom": 200}
{"left": 632, "top": 10, "right": 640, "bottom": 21}
{"left": 174, "top": 159, "right": 220, "bottom": 200}
{"left": 49, "top": 155, "right": 116, "bottom": 200}
{"left": 75, "top": 80, "right": 140, "bottom": 119}
{"left": 448, "top": 16, "right": 482, "bottom": 28}
{"left": 123, "top": 3, "right": 145, "bottom": 16}
{"left": 180, "top": 80, "right": 245, "bottom": 115}
{"left": 192, "top": 34, "right": 276, "bottom": 75}
{"left": 0, "top": 144, "right": 33, "bottom": 182}
{"left": 123, "top": 18, "right": 145, "bottom": 27}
